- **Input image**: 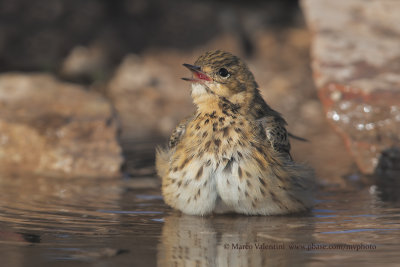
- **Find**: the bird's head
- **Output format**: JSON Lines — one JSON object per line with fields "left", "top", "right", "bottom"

{"left": 182, "top": 50, "right": 258, "bottom": 109}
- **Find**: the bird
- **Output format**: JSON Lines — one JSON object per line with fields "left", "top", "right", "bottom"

{"left": 156, "top": 50, "right": 314, "bottom": 216}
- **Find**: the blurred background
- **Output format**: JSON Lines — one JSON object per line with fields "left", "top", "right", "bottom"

{"left": 0, "top": 0, "right": 364, "bottom": 185}
{"left": 0, "top": 0, "right": 300, "bottom": 74}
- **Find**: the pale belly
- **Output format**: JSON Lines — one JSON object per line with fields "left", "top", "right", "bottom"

{"left": 161, "top": 109, "right": 312, "bottom": 215}
{"left": 166, "top": 138, "right": 277, "bottom": 215}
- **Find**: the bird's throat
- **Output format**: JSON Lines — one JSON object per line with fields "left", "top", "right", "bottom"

{"left": 191, "top": 83, "right": 219, "bottom": 110}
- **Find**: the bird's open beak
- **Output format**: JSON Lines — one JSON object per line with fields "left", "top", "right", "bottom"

{"left": 182, "top": 64, "right": 212, "bottom": 82}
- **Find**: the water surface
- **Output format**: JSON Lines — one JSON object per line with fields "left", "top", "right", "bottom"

{"left": 0, "top": 173, "right": 399, "bottom": 266}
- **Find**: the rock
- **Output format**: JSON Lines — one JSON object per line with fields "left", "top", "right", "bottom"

{"left": 319, "top": 84, "right": 400, "bottom": 174}
{"left": 60, "top": 44, "right": 109, "bottom": 83}
{"left": 301, "top": 0, "right": 400, "bottom": 174}
{"left": 373, "top": 147, "right": 400, "bottom": 202}
{"left": 107, "top": 53, "right": 194, "bottom": 141}
{"left": 0, "top": 73, "right": 123, "bottom": 178}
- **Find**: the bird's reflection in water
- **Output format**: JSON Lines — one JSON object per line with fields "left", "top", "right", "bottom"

{"left": 158, "top": 212, "right": 314, "bottom": 267}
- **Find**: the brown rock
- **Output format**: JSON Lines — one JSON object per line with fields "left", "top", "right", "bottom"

{"left": 302, "top": 0, "right": 400, "bottom": 174}
{"left": 107, "top": 53, "right": 194, "bottom": 141}
{"left": 0, "top": 73, "right": 123, "bottom": 178}
{"left": 60, "top": 44, "right": 109, "bottom": 82}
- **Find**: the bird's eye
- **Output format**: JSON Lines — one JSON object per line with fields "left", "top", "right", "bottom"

{"left": 218, "top": 68, "right": 230, "bottom": 78}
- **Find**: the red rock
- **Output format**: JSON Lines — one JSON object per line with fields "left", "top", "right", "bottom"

{"left": 302, "top": 0, "right": 400, "bottom": 174}
{"left": 319, "top": 83, "right": 400, "bottom": 174}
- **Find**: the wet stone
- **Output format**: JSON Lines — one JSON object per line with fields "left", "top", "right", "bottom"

{"left": 302, "top": 0, "right": 400, "bottom": 174}
{"left": 373, "top": 147, "right": 400, "bottom": 202}
{"left": 0, "top": 73, "right": 123, "bottom": 178}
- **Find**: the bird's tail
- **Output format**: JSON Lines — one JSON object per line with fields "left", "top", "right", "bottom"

{"left": 288, "top": 132, "right": 309, "bottom": 142}
{"left": 287, "top": 162, "right": 316, "bottom": 209}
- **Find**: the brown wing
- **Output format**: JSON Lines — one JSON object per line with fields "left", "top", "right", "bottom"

{"left": 168, "top": 116, "right": 193, "bottom": 148}
{"left": 250, "top": 89, "right": 292, "bottom": 158}
{"left": 257, "top": 116, "right": 291, "bottom": 158}
{"left": 266, "top": 121, "right": 291, "bottom": 156}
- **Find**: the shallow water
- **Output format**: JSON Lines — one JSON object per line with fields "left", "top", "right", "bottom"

{"left": 0, "top": 171, "right": 400, "bottom": 266}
